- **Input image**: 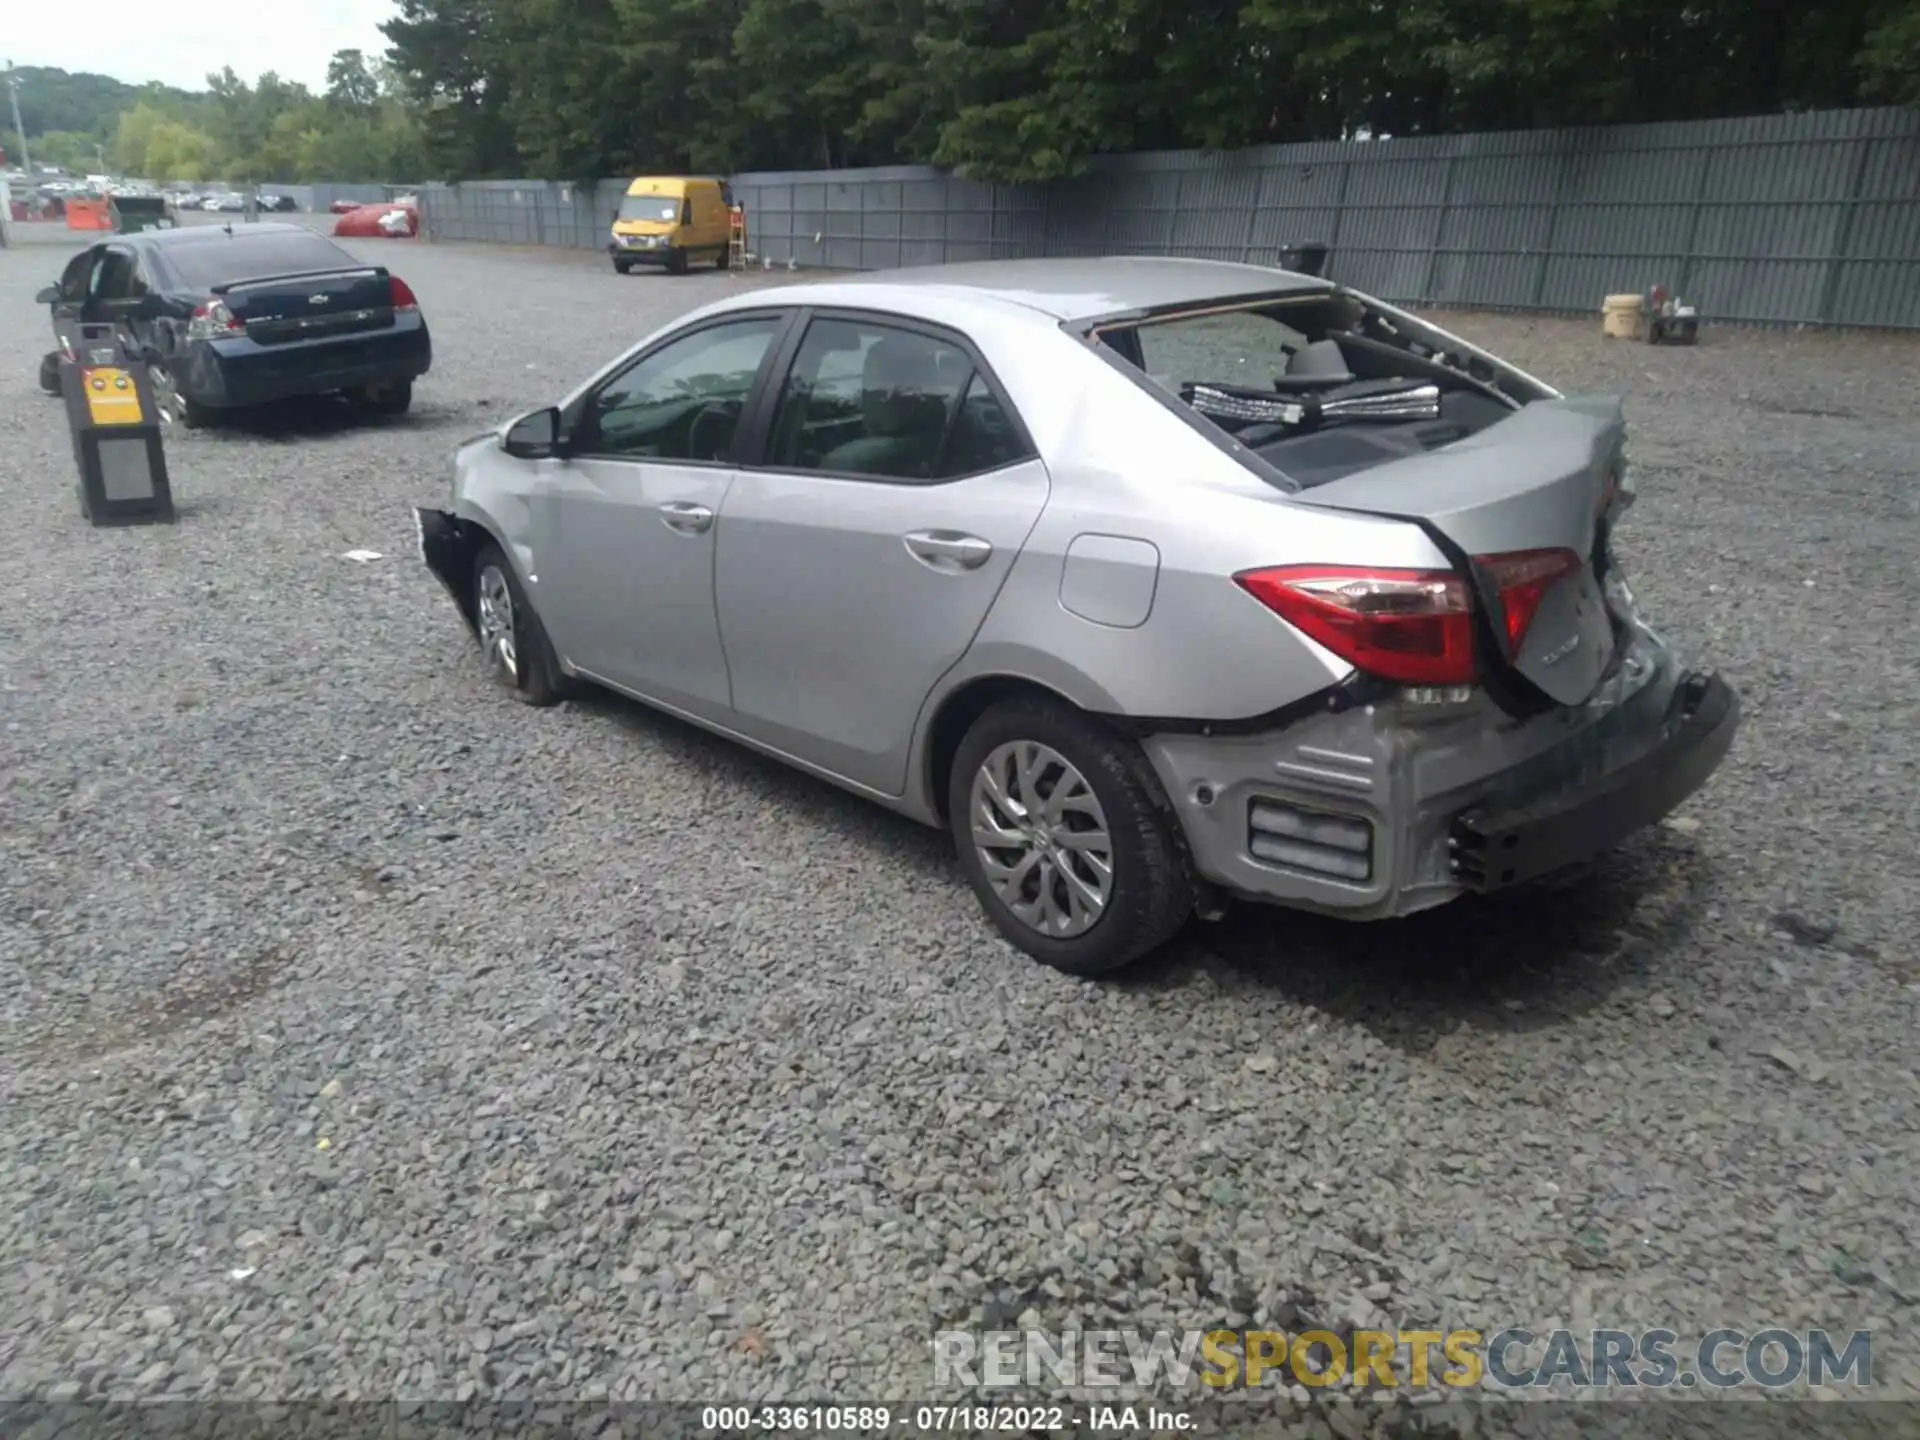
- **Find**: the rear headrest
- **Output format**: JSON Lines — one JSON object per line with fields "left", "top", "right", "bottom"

{"left": 1287, "top": 339, "right": 1354, "bottom": 381}
{"left": 863, "top": 337, "right": 950, "bottom": 437}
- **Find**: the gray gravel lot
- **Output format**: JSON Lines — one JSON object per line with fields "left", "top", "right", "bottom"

{"left": 2, "top": 219, "right": 1918, "bottom": 1422}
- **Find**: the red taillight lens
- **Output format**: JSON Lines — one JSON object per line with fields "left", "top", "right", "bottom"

{"left": 1474, "top": 547, "right": 1582, "bottom": 649}
{"left": 186, "top": 298, "right": 244, "bottom": 339}
{"left": 1235, "top": 565, "right": 1477, "bottom": 685}
{"left": 389, "top": 276, "right": 419, "bottom": 313}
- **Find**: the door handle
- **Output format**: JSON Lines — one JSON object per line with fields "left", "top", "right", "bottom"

{"left": 659, "top": 501, "right": 715, "bottom": 535}
{"left": 904, "top": 530, "right": 993, "bottom": 571}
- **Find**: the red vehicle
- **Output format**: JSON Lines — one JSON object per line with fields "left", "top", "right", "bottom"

{"left": 333, "top": 202, "right": 419, "bottom": 239}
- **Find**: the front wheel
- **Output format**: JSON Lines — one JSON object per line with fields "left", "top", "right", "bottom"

{"left": 472, "top": 541, "right": 569, "bottom": 707}
{"left": 948, "top": 697, "right": 1195, "bottom": 975}
{"left": 613, "top": 257, "right": 633, "bottom": 275}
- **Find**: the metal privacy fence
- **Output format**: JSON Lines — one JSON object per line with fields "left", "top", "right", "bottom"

{"left": 411, "top": 107, "right": 1920, "bottom": 328}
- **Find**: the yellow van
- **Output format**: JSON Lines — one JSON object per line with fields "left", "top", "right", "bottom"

{"left": 609, "top": 175, "right": 734, "bottom": 275}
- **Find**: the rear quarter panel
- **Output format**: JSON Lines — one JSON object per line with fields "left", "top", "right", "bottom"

{"left": 926, "top": 316, "right": 1456, "bottom": 721}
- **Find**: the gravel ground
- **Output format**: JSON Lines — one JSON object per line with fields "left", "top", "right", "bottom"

{"left": 2, "top": 220, "right": 1918, "bottom": 1428}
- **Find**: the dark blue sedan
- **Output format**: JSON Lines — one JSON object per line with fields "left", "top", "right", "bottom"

{"left": 35, "top": 222, "right": 431, "bottom": 431}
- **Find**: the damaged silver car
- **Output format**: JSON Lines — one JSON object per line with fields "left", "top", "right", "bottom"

{"left": 417, "top": 257, "right": 1739, "bottom": 975}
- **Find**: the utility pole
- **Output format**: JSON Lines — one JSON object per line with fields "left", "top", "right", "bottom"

{"left": 4, "top": 61, "right": 29, "bottom": 178}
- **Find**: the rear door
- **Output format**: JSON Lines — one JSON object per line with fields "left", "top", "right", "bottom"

{"left": 713, "top": 310, "right": 1050, "bottom": 795}
{"left": 1299, "top": 396, "right": 1626, "bottom": 706}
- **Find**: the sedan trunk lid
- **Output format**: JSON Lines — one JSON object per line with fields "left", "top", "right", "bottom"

{"left": 214, "top": 267, "right": 396, "bottom": 346}
{"left": 1295, "top": 396, "right": 1626, "bottom": 707}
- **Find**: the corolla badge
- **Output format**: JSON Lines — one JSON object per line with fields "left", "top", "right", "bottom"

{"left": 1539, "top": 633, "right": 1582, "bottom": 667}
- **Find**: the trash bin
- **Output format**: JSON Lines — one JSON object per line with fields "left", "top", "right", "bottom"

{"left": 1276, "top": 242, "right": 1331, "bottom": 277}
{"left": 109, "top": 195, "right": 175, "bottom": 233}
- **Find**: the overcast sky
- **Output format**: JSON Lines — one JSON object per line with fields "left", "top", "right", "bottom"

{"left": 7, "top": 0, "right": 398, "bottom": 94}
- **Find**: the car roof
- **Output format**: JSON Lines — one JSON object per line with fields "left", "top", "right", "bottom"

{"left": 127, "top": 221, "right": 327, "bottom": 250}
{"left": 753, "top": 256, "right": 1335, "bottom": 324}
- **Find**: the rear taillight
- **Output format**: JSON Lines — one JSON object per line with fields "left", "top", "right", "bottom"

{"left": 187, "top": 298, "right": 243, "bottom": 340}
{"left": 389, "top": 276, "right": 419, "bottom": 314}
{"left": 1235, "top": 565, "right": 1477, "bottom": 685}
{"left": 1473, "top": 548, "right": 1582, "bottom": 649}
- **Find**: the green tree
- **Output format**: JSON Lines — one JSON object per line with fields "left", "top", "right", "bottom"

{"left": 326, "top": 49, "right": 382, "bottom": 108}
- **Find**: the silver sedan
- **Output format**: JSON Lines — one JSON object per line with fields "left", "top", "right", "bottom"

{"left": 417, "top": 257, "right": 1739, "bottom": 974}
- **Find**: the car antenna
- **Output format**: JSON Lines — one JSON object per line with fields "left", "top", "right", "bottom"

{"left": 223, "top": 223, "right": 234, "bottom": 236}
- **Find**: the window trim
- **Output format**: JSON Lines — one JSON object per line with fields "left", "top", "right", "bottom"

{"left": 562, "top": 307, "right": 801, "bottom": 467}
{"left": 731, "top": 305, "right": 1040, "bottom": 487}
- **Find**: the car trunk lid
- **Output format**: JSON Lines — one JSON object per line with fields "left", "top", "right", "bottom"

{"left": 214, "top": 267, "right": 396, "bottom": 346}
{"left": 1294, "top": 396, "right": 1627, "bottom": 707}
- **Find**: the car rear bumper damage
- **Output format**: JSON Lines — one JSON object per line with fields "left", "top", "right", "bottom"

{"left": 180, "top": 323, "right": 432, "bottom": 408}
{"left": 1140, "top": 624, "right": 1740, "bottom": 920}
{"left": 1447, "top": 670, "right": 1738, "bottom": 892}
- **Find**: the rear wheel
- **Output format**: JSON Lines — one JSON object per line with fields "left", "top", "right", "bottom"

{"left": 150, "top": 365, "right": 213, "bottom": 432}
{"left": 714, "top": 244, "right": 731, "bottom": 271}
{"left": 948, "top": 697, "right": 1195, "bottom": 975}
{"left": 472, "top": 541, "right": 569, "bottom": 707}
{"left": 354, "top": 379, "right": 413, "bottom": 415}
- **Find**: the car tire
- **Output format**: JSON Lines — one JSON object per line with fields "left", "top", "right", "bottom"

{"left": 714, "top": 245, "right": 730, "bottom": 271}
{"left": 150, "top": 365, "right": 213, "bottom": 431}
{"left": 39, "top": 351, "right": 61, "bottom": 396}
{"left": 948, "top": 696, "right": 1195, "bottom": 976}
{"left": 668, "top": 248, "right": 689, "bottom": 275}
{"left": 472, "top": 541, "right": 570, "bottom": 708}
{"left": 354, "top": 379, "right": 413, "bottom": 416}
{"left": 613, "top": 257, "right": 633, "bottom": 275}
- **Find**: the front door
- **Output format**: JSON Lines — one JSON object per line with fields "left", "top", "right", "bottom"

{"left": 536, "top": 311, "right": 789, "bottom": 715}
{"left": 47, "top": 246, "right": 98, "bottom": 351}
{"left": 714, "top": 312, "right": 1050, "bottom": 795}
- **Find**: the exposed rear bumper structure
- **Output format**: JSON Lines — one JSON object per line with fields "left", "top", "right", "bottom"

{"left": 1447, "top": 670, "right": 1740, "bottom": 892}
{"left": 1140, "top": 626, "right": 1741, "bottom": 921}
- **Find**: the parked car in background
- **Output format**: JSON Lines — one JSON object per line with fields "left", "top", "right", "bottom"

{"left": 204, "top": 193, "right": 248, "bottom": 213}
{"left": 330, "top": 197, "right": 366, "bottom": 215}
{"left": 258, "top": 193, "right": 301, "bottom": 212}
{"left": 34, "top": 221, "right": 431, "bottom": 430}
{"left": 414, "top": 257, "right": 1739, "bottom": 974}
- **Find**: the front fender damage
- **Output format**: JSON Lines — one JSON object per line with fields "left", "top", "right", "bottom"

{"left": 415, "top": 506, "right": 483, "bottom": 636}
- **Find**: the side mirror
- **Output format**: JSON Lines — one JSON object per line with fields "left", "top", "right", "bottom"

{"left": 36, "top": 285, "right": 61, "bottom": 306}
{"left": 501, "top": 406, "right": 564, "bottom": 460}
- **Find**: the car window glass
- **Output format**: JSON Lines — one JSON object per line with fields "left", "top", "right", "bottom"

{"left": 59, "top": 251, "right": 94, "bottom": 302}
{"left": 90, "top": 250, "right": 139, "bottom": 301}
{"left": 163, "top": 232, "right": 360, "bottom": 290}
{"left": 582, "top": 316, "right": 782, "bottom": 462}
{"left": 944, "top": 373, "right": 1029, "bottom": 476}
{"left": 1134, "top": 309, "right": 1312, "bottom": 392}
{"left": 766, "top": 318, "right": 1023, "bottom": 482}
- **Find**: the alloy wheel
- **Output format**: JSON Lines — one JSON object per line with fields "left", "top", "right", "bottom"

{"left": 149, "top": 368, "right": 188, "bottom": 432}
{"left": 475, "top": 563, "right": 519, "bottom": 682}
{"left": 968, "top": 740, "right": 1114, "bottom": 938}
